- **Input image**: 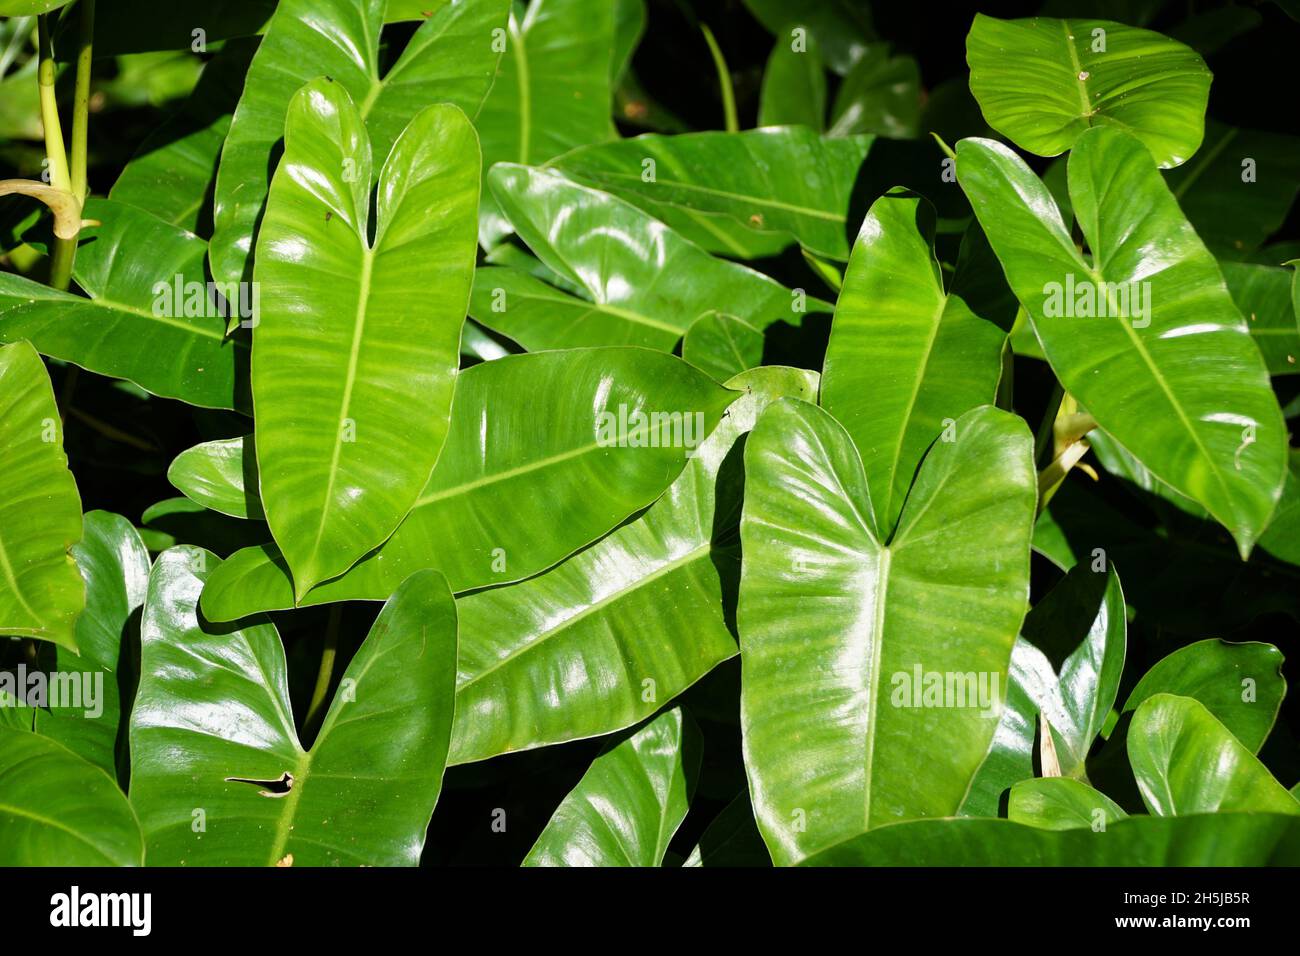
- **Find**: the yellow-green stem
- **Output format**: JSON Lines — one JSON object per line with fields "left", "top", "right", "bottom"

{"left": 700, "top": 24, "right": 738, "bottom": 133}
{"left": 70, "top": 0, "right": 95, "bottom": 204}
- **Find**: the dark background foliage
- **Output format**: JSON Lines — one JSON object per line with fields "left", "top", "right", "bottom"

{"left": 2, "top": 0, "right": 1298, "bottom": 863}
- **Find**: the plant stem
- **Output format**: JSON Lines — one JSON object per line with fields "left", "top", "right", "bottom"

{"left": 700, "top": 24, "right": 738, "bottom": 133}
{"left": 303, "top": 606, "right": 342, "bottom": 743}
{"left": 36, "top": 15, "right": 70, "bottom": 196}
{"left": 37, "top": 12, "right": 77, "bottom": 291}
{"left": 69, "top": 0, "right": 95, "bottom": 205}
{"left": 1034, "top": 382, "right": 1064, "bottom": 467}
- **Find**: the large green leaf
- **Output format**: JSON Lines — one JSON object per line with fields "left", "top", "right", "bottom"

{"left": 958, "top": 128, "right": 1287, "bottom": 556}
{"left": 522, "top": 708, "right": 699, "bottom": 867}
{"left": 801, "top": 813, "right": 1300, "bottom": 865}
{"left": 759, "top": 31, "right": 826, "bottom": 130}
{"left": 1223, "top": 262, "right": 1300, "bottom": 375}
{"left": 482, "top": 164, "right": 824, "bottom": 350}
{"left": 1008, "top": 777, "right": 1127, "bottom": 830}
{"left": 109, "top": 39, "right": 258, "bottom": 234}
{"left": 1128, "top": 694, "right": 1300, "bottom": 816}
{"left": 130, "top": 548, "right": 457, "bottom": 866}
{"left": 0, "top": 342, "right": 83, "bottom": 650}
{"left": 201, "top": 348, "right": 735, "bottom": 620}
{"left": 34, "top": 512, "right": 150, "bottom": 781}
{"left": 820, "top": 191, "right": 1009, "bottom": 534}
{"left": 1121, "top": 639, "right": 1285, "bottom": 753}
{"left": 1166, "top": 121, "right": 1300, "bottom": 257}
{"left": 548, "top": 129, "right": 871, "bottom": 261}
{"left": 475, "top": 0, "right": 617, "bottom": 247}
{"left": 1018, "top": 564, "right": 1126, "bottom": 778}
{"left": 209, "top": 0, "right": 507, "bottom": 286}
{"left": 168, "top": 436, "right": 262, "bottom": 520}
{"left": 450, "top": 366, "right": 815, "bottom": 765}
{"left": 0, "top": 199, "right": 250, "bottom": 411}
{"left": 253, "top": 78, "right": 479, "bottom": 596}
{"left": 476, "top": 0, "right": 615, "bottom": 168}
{"left": 739, "top": 401, "right": 1035, "bottom": 865}
{"left": 966, "top": 14, "right": 1211, "bottom": 169}
{"left": 0, "top": 727, "right": 143, "bottom": 866}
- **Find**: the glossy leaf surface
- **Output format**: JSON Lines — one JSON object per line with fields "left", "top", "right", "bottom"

{"left": 450, "top": 366, "right": 815, "bottom": 765}
{"left": 958, "top": 129, "right": 1287, "bottom": 555}
{"left": 168, "top": 436, "right": 262, "bottom": 520}
{"left": 34, "top": 512, "right": 150, "bottom": 779}
{"left": 522, "top": 708, "right": 699, "bottom": 867}
{"left": 201, "top": 349, "right": 735, "bottom": 619}
{"left": 549, "top": 129, "right": 871, "bottom": 261}
{"left": 0, "top": 728, "right": 143, "bottom": 867}
{"left": 1121, "top": 639, "right": 1285, "bottom": 753}
{"left": 209, "top": 0, "right": 506, "bottom": 286}
{"left": 966, "top": 14, "right": 1211, "bottom": 168}
{"left": 820, "top": 191, "right": 1008, "bottom": 534}
{"left": 740, "top": 401, "right": 1035, "bottom": 864}
{"left": 252, "top": 79, "right": 479, "bottom": 595}
{"left": 1128, "top": 693, "right": 1300, "bottom": 816}
{"left": 130, "top": 549, "right": 457, "bottom": 866}
{"left": 1008, "top": 777, "right": 1127, "bottom": 830}
{"left": 0, "top": 342, "right": 83, "bottom": 649}
{"left": 0, "top": 199, "right": 249, "bottom": 411}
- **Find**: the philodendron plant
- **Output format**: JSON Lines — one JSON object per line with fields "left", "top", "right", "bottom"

{"left": 2, "top": 0, "right": 1300, "bottom": 868}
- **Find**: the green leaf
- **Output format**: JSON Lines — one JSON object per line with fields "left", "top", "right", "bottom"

{"left": 449, "top": 366, "right": 815, "bottom": 766}
{"left": 1008, "top": 777, "right": 1127, "bottom": 830}
{"left": 34, "top": 512, "right": 150, "bottom": 780}
{"left": 739, "top": 402, "right": 1035, "bottom": 865}
{"left": 682, "top": 312, "right": 764, "bottom": 382}
{"left": 130, "top": 548, "right": 458, "bottom": 866}
{"left": 200, "top": 348, "right": 736, "bottom": 620}
{"left": 0, "top": 0, "right": 71, "bottom": 15}
{"left": 475, "top": 0, "right": 617, "bottom": 246}
{"left": 801, "top": 813, "right": 1300, "bottom": 865}
{"left": 484, "top": 164, "right": 824, "bottom": 349}
{"left": 548, "top": 129, "right": 871, "bottom": 261}
{"left": 1128, "top": 694, "right": 1300, "bottom": 816}
{"left": 821, "top": 191, "right": 1009, "bottom": 534}
{"left": 0, "top": 727, "right": 143, "bottom": 866}
{"left": 1019, "top": 564, "right": 1126, "bottom": 777}
{"left": 167, "top": 436, "right": 262, "bottom": 520}
{"left": 0, "top": 342, "right": 83, "bottom": 650}
{"left": 1166, "top": 121, "right": 1300, "bottom": 257}
{"left": 1223, "top": 262, "right": 1300, "bottom": 375}
{"left": 759, "top": 32, "right": 826, "bottom": 130}
{"left": 742, "top": 0, "right": 875, "bottom": 76}
{"left": 957, "top": 128, "right": 1287, "bottom": 556}
{"left": 109, "top": 39, "right": 258, "bottom": 234}
{"left": 827, "top": 46, "right": 920, "bottom": 139}
{"left": 139, "top": 497, "right": 268, "bottom": 558}
{"left": 209, "top": 0, "right": 507, "bottom": 286}
{"left": 522, "top": 708, "right": 699, "bottom": 867}
{"left": 253, "top": 78, "right": 479, "bottom": 596}
{"left": 966, "top": 14, "right": 1211, "bottom": 169}
{"left": 1260, "top": 457, "right": 1300, "bottom": 566}
{"left": 611, "top": 0, "right": 646, "bottom": 87}
{"left": 1122, "top": 639, "right": 1285, "bottom": 754}
{"left": 1, "top": 199, "right": 250, "bottom": 411}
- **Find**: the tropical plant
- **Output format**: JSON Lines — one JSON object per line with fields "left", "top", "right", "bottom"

{"left": 2, "top": 0, "right": 1299, "bottom": 869}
